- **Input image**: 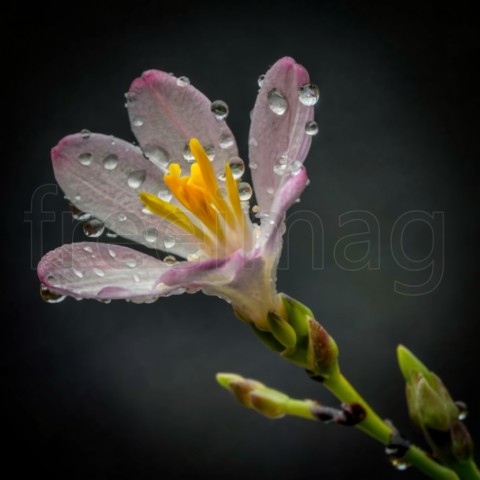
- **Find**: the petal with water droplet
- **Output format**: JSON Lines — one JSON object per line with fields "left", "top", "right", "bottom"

{"left": 127, "top": 70, "right": 238, "bottom": 178}
{"left": 249, "top": 57, "right": 314, "bottom": 214}
{"left": 52, "top": 133, "right": 202, "bottom": 258}
{"left": 38, "top": 242, "right": 180, "bottom": 300}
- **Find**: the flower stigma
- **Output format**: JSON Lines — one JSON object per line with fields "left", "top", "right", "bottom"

{"left": 140, "top": 138, "right": 253, "bottom": 259}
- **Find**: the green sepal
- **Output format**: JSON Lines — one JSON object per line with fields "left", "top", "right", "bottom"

{"left": 250, "top": 324, "right": 285, "bottom": 353}
{"left": 267, "top": 310, "right": 297, "bottom": 349}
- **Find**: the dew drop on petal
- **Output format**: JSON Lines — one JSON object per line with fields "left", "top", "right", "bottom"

{"left": 143, "top": 227, "right": 158, "bottom": 243}
{"left": 273, "top": 160, "right": 287, "bottom": 175}
{"left": 183, "top": 143, "right": 195, "bottom": 162}
{"left": 127, "top": 170, "right": 147, "bottom": 189}
{"left": 211, "top": 100, "right": 229, "bottom": 120}
{"left": 298, "top": 82, "right": 320, "bottom": 106}
{"left": 163, "top": 235, "right": 176, "bottom": 249}
{"left": 163, "top": 255, "right": 177, "bottom": 266}
{"left": 290, "top": 160, "right": 302, "bottom": 176}
{"left": 176, "top": 76, "right": 190, "bottom": 87}
{"left": 124, "top": 257, "right": 137, "bottom": 268}
{"left": 108, "top": 248, "right": 116, "bottom": 258}
{"left": 40, "top": 284, "right": 66, "bottom": 303}
{"left": 83, "top": 218, "right": 105, "bottom": 238}
{"left": 455, "top": 401, "right": 468, "bottom": 420}
{"left": 132, "top": 118, "right": 144, "bottom": 127}
{"left": 73, "top": 268, "right": 84, "bottom": 278}
{"left": 80, "top": 129, "right": 91, "bottom": 139}
{"left": 133, "top": 273, "right": 140, "bottom": 283}
{"left": 204, "top": 144, "right": 215, "bottom": 161}
{"left": 93, "top": 267, "right": 105, "bottom": 277}
{"left": 219, "top": 133, "right": 234, "bottom": 149}
{"left": 305, "top": 120, "right": 319, "bottom": 136}
{"left": 257, "top": 74, "right": 265, "bottom": 87}
{"left": 83, "top": 245, "right": 93, "bottom": 254}
{"left": 118, "top": 213, "right": 127, "bottom": 222}
{"left": 267, "top": 88, "right": 288, "bottom": 115}
{"left": 144, "top": 145, "right": 170, "bottom": 168}
{"left": 103, "top": 153, "right": 119, "bottom": 170}
{"left": 70, "top": 203, "right": 92, "bottom": 221}
{"left": 238, "top": 182, "right": 253, "bottom": 201}
{"left": 157, "top": 189, "right": 173, "bottom": 202}
{"left": 106, "top": 231, "right": 118, "bottom": 238}
{"left": 228, "top": 157, "right": 244, "bottom": 179}
{"left": 78, "top": 152, "right": 93, "bottom": 166}
{"left": 249, "top": 138, "right": 258, "bottom": 147}
{"left": 124, "top": 92, "right": 136, "bottom": 105}
{"left": 249, "top": 162, "right": 258, "bottom": 170}
{"left": 267, "top": 187, "right": 274, "bottom": 195}
{"left": 74, "top": 194, "right": 82, "bottom": 201}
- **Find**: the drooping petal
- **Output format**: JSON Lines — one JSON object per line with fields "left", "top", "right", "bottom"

{"left": 38, "top": 242, "right": 181, "bottom": 301}
{"left": 127, "top": 70, "right": 238, "bottom": 180}
{"left": 249, "top": 57, "right": 314, "bottom": 214}
{"left": 52, "top": 133, "right": 202, "bottom": 258}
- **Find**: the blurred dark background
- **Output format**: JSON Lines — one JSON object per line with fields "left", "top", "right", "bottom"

{"left": 3, "top": 1, "right": 479, "bottom": 479}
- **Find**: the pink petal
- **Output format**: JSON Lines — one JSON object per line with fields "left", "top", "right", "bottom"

{"left": 127, "top": 70, "right": 238, "bottom": 179}
{"left": 38, "top": 242, "right": 180, "bottom": 301}
{"left": 249, "top": 57, "right": 315, "bottom": 214}
{"left": 52, "top": 133, "right": 202, "bottom": 258}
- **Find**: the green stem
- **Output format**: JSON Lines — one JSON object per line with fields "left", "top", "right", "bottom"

{"left": 323, "top": 369, "right": 459, "bottom": 480}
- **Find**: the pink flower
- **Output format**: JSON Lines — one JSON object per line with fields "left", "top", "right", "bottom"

{"left": 38, "top": 57, "right": 318, "bottom": 328}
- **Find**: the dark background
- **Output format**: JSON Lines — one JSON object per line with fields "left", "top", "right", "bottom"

{"left": 4, "top": 1, "right": 479, "bottom": 479}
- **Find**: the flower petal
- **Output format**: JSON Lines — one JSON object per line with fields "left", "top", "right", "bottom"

{"left": 52, "top": 133, "right": 202, "bottom": 258}
{"left": 38, "top": 242, "right": 180, "bottom": 301}
{"left": 127, "top": 70, "right": 238, "bottom": 179}
{"left": 249, "top": 57, "right": 314, "bottom": 214}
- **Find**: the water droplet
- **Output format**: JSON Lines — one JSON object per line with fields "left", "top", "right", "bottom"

{"left": 93, "top": 267, "right": 105, "bottom": 277}
{"left": 163, "top": 255, "right": 177, "bottom": 266}
{"left": 127, "top": 170, "right": 147, "bottom": 189}
{"left": 163, "top": 235, "right": 176, "bottom": 249}
{"left": 298, "top": 82, "right": 320, "bottom": 106}
{"left": 211, "top": 100, "right": 229, "bottom": 120}
{"left": 83, "top": 246, "right": 94, "bottom": 253}
{"left": 108, "top": 248, "right": 116, "bottom": 258}
{"left": 132, "top": 118, "right": 143, "bottom": 127}
{"left": 103, "top": 153, "right": 119, "bottom": 170}
{"left": 267, "top": 187, "right": 274, "bottom": 195}
{"left": 204, "top": 144, "right": 215, "bottom": 161}
{"left": 229, "top": 157, "right": 245, "bottom": 179}
{"left": 158, "top": 189, "right": 173, "bottom": 202}
{"left": 124, "top": 257, "right": 137, "bottom": 268}
{"left": 273, "top": 159, "right": 287, "bottom": 175}
{"left": 133, "top": 273, "right": 140, "bottom": 283}
{"left": 238, "top": 182, "right": 253, "bottom": 201}
{"left": 80, "top": 129, "right": 91, "bottom": 139}
{"left": 267, "top": 88, "right": 288, "bottom": 115}
{"left": 83, "top": 218, "right": 105, "bottom": 238}
{"left": 118, "top": 213, "right": 127, "bottom": 222}
{"left": 252, "top": 205, "right": 260, "bottom": 213}
{"left": 305, "top": 120, "right": 319, "bottom": 136}
{"left": 187, "top": 252, "right": 201, "bottom": 262}
{"left": 250, "top": 162, "right": 258, "bottom": 169}
{"left": 106, "top": 231, "right": 118, "bottom": 238}
{"left": 78, "top": 152, "right": 93, "bottom": 166}
{"left": 455, "top": 401, "right": 468, "bottom": 420}
{"left": 249, "top": 138, "right": 258, "bottom": 147}
{"left": 257, "top": 74, "right": 265, "bottom": 87}
{"left": 176, "top": 76, "right": 190, "bottom": 87}
{"left": 290, "top": 160, "right": 302, "bottom": 175}
{"left": 219, "top": 133, "right": 234, "bottom": 149}
{"left": 183, "top": 143, "right": 195, "bottom": 162}
{"left": 70, "top": 203, "right": 92, "bottom": 221}
{"left": 142, "top": 207, "right": 153, "bottom": 215}
{"left": 74, "top": 194, "right": 82, "bottom": 202}
{"left": 40, "top": 284, "right": 66, "bottom": 303}
{"left": 73, "top": 268, "right": 84, "bottom": 278}
{"left": 388, "top": 457, "right": 411, "bottom": 471}
{"left": 143, "top": 227, "right": 158, "bottom": 243}
{"left": 144, "top": 145, "right": 170, "bottom": 168}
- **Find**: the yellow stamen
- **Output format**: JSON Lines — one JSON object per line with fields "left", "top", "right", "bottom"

{"left": 139, "top": 138, "right": 247, "bottom": 256}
